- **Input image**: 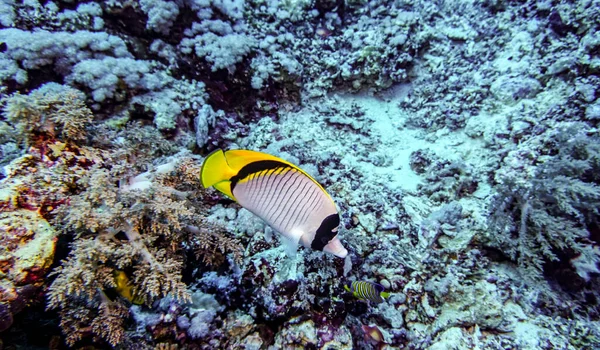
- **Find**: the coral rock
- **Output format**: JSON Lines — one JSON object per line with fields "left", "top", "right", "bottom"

{"left": 0, "top": 209, "right": 57, "bottom": 331}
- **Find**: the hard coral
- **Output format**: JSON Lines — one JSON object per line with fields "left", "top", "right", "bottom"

{"left": 0, "top": 209, "right": 58, "bottom": 332}
{"left": 1, "top": 87, "right": 242, "bottom": 346}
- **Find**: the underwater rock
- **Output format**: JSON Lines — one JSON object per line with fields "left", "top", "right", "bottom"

{"left": 428, "top": 327, "right": 471, "bottom": 350}
{"left": 0, "top": 209, "right": 57, "bottom": 332}
{"left": 490, "top": 76, "right": 541, "bottom": 104}
{"left": 270, "top": 316, "right": 352, "bottom": 349}
{"left": 585, "top": 99, "right": 600, "bottom": 120}
{"left": 409, "top": 149, "right": 437, "bottom": 174}
{"left": 221, "top": 311, "right": 266, "bottom": 349}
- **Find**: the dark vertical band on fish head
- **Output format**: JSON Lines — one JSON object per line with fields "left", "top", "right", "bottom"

{"left": 230, "top": 160, "right": 291, "bottom": 192}
{"left": 311, "top": 214, "right": 340, "bottom": 251}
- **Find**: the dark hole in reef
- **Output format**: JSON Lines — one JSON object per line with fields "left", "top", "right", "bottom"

{"left": 129, "top": 103, "right": 155, "bottom": 125}
{"left": 48, "top": 232, "right": 74, "bottom": 273}
{"left": 48, "top": 0, "right": 78, "bottom": 11}
{"left": 102, "top": 2, "right": 148, "bottom": 38}
{"left": 1, "top": 233, "right": 74, "bottom": 348}
{"left": 161, "top": 5, "right": 199, "bottom": 46}
{"left": 480, "top": 246, "right": 512, "bottom": 263}
{"left": 543, "top": 247, "right": 588, "bottom": 293}
{"left": 1, "top": 302, "right": 63, "bottom": 349}
{"left": 10, "top": 67, "right": 65, "bottom": 95}
{"left": 588, "top": 219, "right": 600, "bottom": 246}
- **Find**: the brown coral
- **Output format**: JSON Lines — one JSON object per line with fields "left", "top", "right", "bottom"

{"left": 1, "top": 89, "right": 244, "bottom": 346}
{"left": 46, "top": 154, "right": 243, "bottom": 346}
{"left": 2, "top": 87, "right": 93, "bottom": 145}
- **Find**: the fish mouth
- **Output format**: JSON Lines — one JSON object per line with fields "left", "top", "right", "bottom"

{"left": 322, "top": 237, "right": 348, "bottom": 258}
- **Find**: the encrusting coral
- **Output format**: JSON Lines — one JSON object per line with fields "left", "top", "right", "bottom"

{"left": 0, "top": 209, "right": 58, "bottom": 332}
{"left": 0, "top": 87, "right": 243, "bottom": 346}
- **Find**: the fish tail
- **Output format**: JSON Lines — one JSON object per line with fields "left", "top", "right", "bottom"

{"left": 201, "top": 149, "right": 237, "bottom": 199}
{"left": 344, "top": 284, "right": 351, "bottom": 293}
{"left": 380, "top": 292, "right": 390, "bottom": 298}
{"left": 201, "top": 149, "right": 233, "bottom": 187}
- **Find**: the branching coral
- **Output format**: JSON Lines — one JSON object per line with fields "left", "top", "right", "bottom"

{"left": 46, "top": 153, "right": 244, "bottom": 346}
{"left": 1, "top": 87, "right": 244, "bottom": 346}
{"left": 187, "top": 223, "right": 243, "bottom": 267}
{"left": 488, "top": 122, "right": 600, "bottom": 289}
{"left": 2, "top": 85, "right": 93, "bottom": 146}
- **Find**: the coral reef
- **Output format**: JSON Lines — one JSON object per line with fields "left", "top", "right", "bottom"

{"left": 1, "top": 0, "right": 600, "bottom": 348}
{"left": 0, "top": 209, "right": 57, "bottom": 332}
{"left": 0, "top": 86, "right": 242, "bottom": 347}
{"left": 488, "top": 122, "right": 600, "bottom": 287}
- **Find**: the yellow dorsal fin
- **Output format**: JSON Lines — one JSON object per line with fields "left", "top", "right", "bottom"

{"left": 223, "top": 149, "right": 333, "bottom": 202}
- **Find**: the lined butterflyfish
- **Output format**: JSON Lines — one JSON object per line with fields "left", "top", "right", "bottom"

{"left": 200, "top": 149, "right": 348, "bottom": 258}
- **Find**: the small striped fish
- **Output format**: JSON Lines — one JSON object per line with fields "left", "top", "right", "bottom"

{"left": 345, "top": 281, "right": 389, "bottom": 303}
{"left": 200, "top": 149, "right": 348, "bottom": 258}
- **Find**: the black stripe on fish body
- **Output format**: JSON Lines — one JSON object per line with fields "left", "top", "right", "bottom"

{"left": 355, "top": 281, "right": 384, "bottom": 303}
{"left": 255, "top": 168, "right": 280, "bottom": 213}
{"left": 260, "top": 175, "right": 280, "bottom": 220}
{"left": 372, "top": 289, "right": 382, "bottom": 302}
{"left": 270, "top": 171, "right": 301, "bottom": 228}
{"left": 264, "top": 169, "right": 296, "bottom": 223}
{"left": 249, "top": 170, "right": 268, "bottom": 207}
{"left": 354, "top": 282, "right": 363, "bottom": 295}
{"left": 290, "top": 178, "right": 319, "bottom": 231}
{"left": 249, "top": 167, "right": 291, "bottom": 218}
{"left": 246, "top": 172, "right": 258, "bottom": 200}
{"left": 364, "top": 283, "right": 374, "bottom": 299}
{"left": 311, "top": 214, "right": 341, "bottom": 251}
{"left": 294, "top": 185, "right": 319, "bottom": 230}
{"left": 262, "top": 168, "right": 290, "bottom": 220}
{"left": 281, "top": 176, "right": 311, "bottom": 232}
{"left": 360, "top": 283, "right": 373, "bottom": 300}
{"left": 230, "top": 160, "right": 292, "bottom": 193}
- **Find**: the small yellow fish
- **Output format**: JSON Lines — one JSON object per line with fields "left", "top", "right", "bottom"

{"left": 345, "top": 281, "right": 390, "bottom": 303}
{"left": 113, "top": 270, "right": 144, "bottom": 305}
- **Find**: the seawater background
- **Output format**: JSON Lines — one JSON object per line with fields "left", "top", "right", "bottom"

{"left": 1, "top": 0, "right": 600, "bottom": 349}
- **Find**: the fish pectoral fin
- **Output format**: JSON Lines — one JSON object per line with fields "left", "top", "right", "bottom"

{"left": 281, "top": 234, "right": 300, "bottom": 257}
{"left": 282, "top": 228, "right": 305, "bottom": 245}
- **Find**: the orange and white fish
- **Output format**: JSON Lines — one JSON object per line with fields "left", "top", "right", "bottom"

{"left": 200, "top": 149, "right": 348, "bottom": 258}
